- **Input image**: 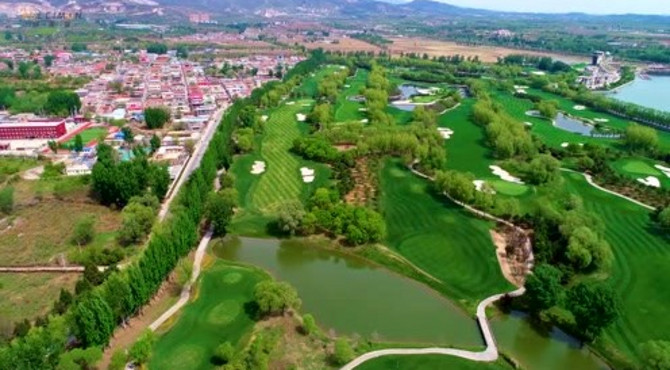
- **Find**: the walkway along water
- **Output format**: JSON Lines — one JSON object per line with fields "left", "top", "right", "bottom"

{"left": 341, "top": 163, "right": 532, "bottom": 369}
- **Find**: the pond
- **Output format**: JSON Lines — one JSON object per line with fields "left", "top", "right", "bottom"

{"left": 553, "top": 113, "right": 593, "bottom": 135}
{"left": 214, "top": 236, "right": 481, "bottom": 346}
{"left": 493, "top": 311, "right": 609, "bottom": 370}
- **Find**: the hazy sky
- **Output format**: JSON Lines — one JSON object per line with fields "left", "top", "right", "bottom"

{"left": 431, "top": 0, "right": 670, "bottom": 15}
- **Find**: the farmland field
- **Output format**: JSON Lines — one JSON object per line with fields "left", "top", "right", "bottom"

{"left": 563, "top": 171, "right": 670, "bottom": 364}
{"left": 150, "top": 261, "right": 268, "bottom": 370}
{"left": 379, "top": 159, "right": 513, "bottom": 310}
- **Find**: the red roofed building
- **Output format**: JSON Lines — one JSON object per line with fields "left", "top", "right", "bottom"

{"left": 0, "top": 120, "right": 66, "bottom": 140}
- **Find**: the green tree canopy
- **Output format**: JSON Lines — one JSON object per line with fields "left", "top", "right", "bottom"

{"left": 144, "top": 107, "right": 171, "bottom": 129}
{"left": 253, "top": 280, "right": 301, "bottom": 317}
{"left": 567, "top": 282, "right": 620, "bottom": 341}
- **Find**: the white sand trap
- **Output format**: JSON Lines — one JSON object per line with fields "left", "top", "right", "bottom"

{"left": 261, "top": 115, "right": 268, "bottom": 122}
{"left": 361, "top": 119, "right": 369, "bottom": 123}
{"left": 655, "top": 164, "right": 670, "bottom": 178}
{"left": 490, "top": 165, "right": 524, "bottom": 184}
{"left": 594, "top": 118, "right": 609, "bottom": 123}
{"left": 561, "top": 142, "right": 570, "bottom": 148}
{"left": 473, "top": 180, "right": 496, "bottom": 194}
{"left": 296, "top": 113, "right": 306, "bottom": 122}
{"left": 531, "top": 71, "right": 546, "bottom": 76}
{"left": 303, "top": 175, "right": 315, "bottom": 183}
{"left": 637, "top": 176, "right": 661, "bottom": 188}
{"left": 251, "top": 161, "right": 266, "bottom": 175}
{"left": 437, "top": 127, "right": 454, "bottom": 140}
{"left": 514, "top": 85, "right": 530, "bottom": 89}
{"left": 516, "top": 89, "right": 527, "bottom": 94}
{"left": 574, "top": 105, "right": 586, "bottom": 111}
{"left": 524, "top": 122, "right": 533, "bottom": 126}
{"left": 525, "top": 110, "right": 541, "bottom": 117}
{"left": 358, "top": 108, "right": 367, "bottom": 112}
{"left": 344, "top": 84, "right": 350, "bottom": 88}
{"left": 300, "top": 167, "right": 316, "bottom": 183}
{"left": 286, "top": 101, "right": 295, "bottom": 105}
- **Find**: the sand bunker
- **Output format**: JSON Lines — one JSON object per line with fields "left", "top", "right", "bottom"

{"left": 637, "top": 176, "right": 661, "bottom": 188}
{"left": 574, "top": 105, "right": 586, "bottom": 111}
{"left": 524, "top": 122, "right": 533, "bottom": 126}
{"left": 261, "top": 115, "right": 268, "bottom": 122}
{"left": 473, "top": 180, "right": 496, "bottom": 194}
{"left": 531, "top": 71, "right": 546, "bottom": 76}
{"left": 296, "top": 113, "right": 306, "bottom": 122}
{"left": 593, "top": 118, "right": 609, "bottom": 123}
{"left": 251, "top": 161, "right": 266, "bottom": 175}
{"left": 344, "top": 84, "right": 350, "bottom": 88}
{"left": 300, "top": 167, "right": 315, "bottom": 183}
{"left": 286, "top": 101, "right": 295, "bottom": 105}
{"left": 361, "top": 119, "right": 369, "bottom": 123}
{"left": 437, "top": 127, "right": 454, "bottom": 140}
{"left": 655, "top": 164, "right": 670, "bottom": 178}
{"left": 490, "top": 165, "right": 524, "bottom": 184}
{"left": 525, "top": 110, "right": 541, "bottom": 117}
{"left": 358, "top": 108, "right": 367, "bottom": 112}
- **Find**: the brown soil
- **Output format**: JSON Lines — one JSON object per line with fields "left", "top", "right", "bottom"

{"left": 490, "top": 228, "right": 531, "bottom": 287}
{"left": 333, "top": 143, "right": 356, "bottom": 152}
{"left": 98, "top": 275, "right": 181, "bottom": 369}
{"left": 344, "top": 157, "right": 375, "bottom": 205}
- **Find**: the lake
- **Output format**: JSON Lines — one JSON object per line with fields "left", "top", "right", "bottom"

{"left": 610, "top": 76, "right": 670, "bottom": 112}
{"left": 214, "top": 236, "right": 608, "bottom": 369}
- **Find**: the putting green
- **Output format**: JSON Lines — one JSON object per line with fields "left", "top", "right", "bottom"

{"left": 150, "top": 262, "right": 268, "bottom": 370}
{"left": 611, "top": 157, "right": 670, "bottom": 188}
{"left": 490, "top": 179, "right": 529, "bottom": 196}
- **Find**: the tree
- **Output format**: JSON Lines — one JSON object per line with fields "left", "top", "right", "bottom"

{"left": 146, "top": 43, "right": 168, "bottom": 54}
{"left": 108, "top": 350, "right": 128, "bottom": 370}
{"left": 527, "top": 154, "right": 560, "bottom": 184}
{"left": 536, "top": 100, "right": 558, "bottom": 119}
{"left": 13, "top": 319, "right": 31, "bottom": 338}
{"left": 333, "top": 338, "right": 354, "bottom": 366}
{"left": 72, "top": 292, "right": 116, "bottom": 346}
{"left": 0, "top": 87, "right": 15, "bottom": 108}
{"left": 277, "top": 201, "right": 305, "bottom": 235}
{"left": 121, "top": 126, "right": 134, "bottom": 145}
{"left": 566, "top": 226, "right": 612, "bottom": 272}
{"left": 206, "top": 190, "right": 236, "bottom": 237}
{"left": 214, "top": 341, "right": 235, "bottom": 365}
{"left": 144, "top": 107, "right": 171, "bottom": 129}
{"left": 71, "top": 43, "right": 87, "bottom": 52}
{"left": 176, "top": 45, "right": 188, "bottom": 59}
{"left": 129, "top": 330, "right": 156, "bottom": 365}
{"left": 525, "top": 264, "right": 563, "bottom": 312}
{"left": 73, "top": 134, "right": 84, "bottom": 153}
{"left": 567, "top": 282, "right": 620, "bottom": 341}
{"left": 48, "top": 140, "right": 58, "bottom": 154}
{"left": 56, "top": 347, "right": 102, "bottom": 370}
{"left": 624, "top": 124, "right": 658, "bottom": 152}
{"left": 658, "top": 207, "right": 670, "bottom": 229}
{"left": 45, "top": 90, "right": 81, "bottom": 117}
{"left": 301, "top": 314, "right": 317, "bottom": 335}
{"left": 117, "top": 200, "right": 157, "bottom": 246}
{"left": 0, "top": 186, "right": 14, "bottom": 214}
{"left": 71, "top": 216, "right": 95, "bottom": 246}
{"left": 43, "top": 54, "right": 55, "bottom": 68}
{"left": 53, "top": 288, "right": 74, "bottom": 314}
{"left": 150, "top": 134, "right": 161, "bottom": 153}
{"left": 640, "top": 340, "right": 670, "bottom": 370}
{"left": 253, "top": 280, "right": 301, "bottom": 316}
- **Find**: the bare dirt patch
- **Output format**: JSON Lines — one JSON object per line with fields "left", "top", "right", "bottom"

{"left": 345, "top": 158, "right": 375, "bottom": 205}
{"left": 490, "top": 228, "right": 532, "bottom": 287}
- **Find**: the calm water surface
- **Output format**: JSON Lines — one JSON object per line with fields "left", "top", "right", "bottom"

{"left": 611, "top": 76, "right": 670, "bottom": 112}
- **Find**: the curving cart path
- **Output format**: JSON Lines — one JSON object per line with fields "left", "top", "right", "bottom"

{"left": 560, "top": 168, "right": 655, "bottom": 211}
{"left": 341, "top": 287, "right": 525, "bottom": 370}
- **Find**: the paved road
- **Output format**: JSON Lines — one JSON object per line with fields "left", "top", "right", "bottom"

{"left": 158, "top": 105, "right": 227, "bottom": 221}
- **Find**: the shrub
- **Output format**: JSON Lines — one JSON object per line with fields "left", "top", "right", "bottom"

{"left": 71, "top": 216, "right": 96, "bottom": 246}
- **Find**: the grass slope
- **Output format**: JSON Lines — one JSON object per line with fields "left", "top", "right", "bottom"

{"left": 335, "top": 68, "right": 368, "bottom": 122}
{"left": 379, "top": 160, "right": 513, "bottom": 310}
{"left": 563, "top": 172, "right": 670, "bottom": 364}
{"left": 150, "top": 261, "right": 267, "bottom": 370}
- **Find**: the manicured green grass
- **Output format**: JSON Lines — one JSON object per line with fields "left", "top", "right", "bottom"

{"left": 490, "top": 91, "right": 621, "bottom": 149}
{"left": 64, "top": 127, "right": 108, "bottom": 146}
{"left": 335, "top": 68, "right": 368, "bottom": 122}
{"left": 562, "top": 172, "right": 670, "bottom": 365}
{"left": 439, "top": 99, "right": 531, "bottom": 199}
{"left": 295, "top": 65, "right": 340, "bottom": 98}
{"left": 379, "top": 160, "right": 513, "bottom": 310}
{"left": 610, "top": 157, "right": 670, "bottom": 188}
{"left": 523, "top": 88, "right": 670, "bottom": 151}
{"left": 150, "top": 261, "right": 268, "bottom": 370}
{"left": 230, "top": 97, "right": 331, "bottom": 235}
{"left": 356, "top": 355, "right": 514, "bottom": 370}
